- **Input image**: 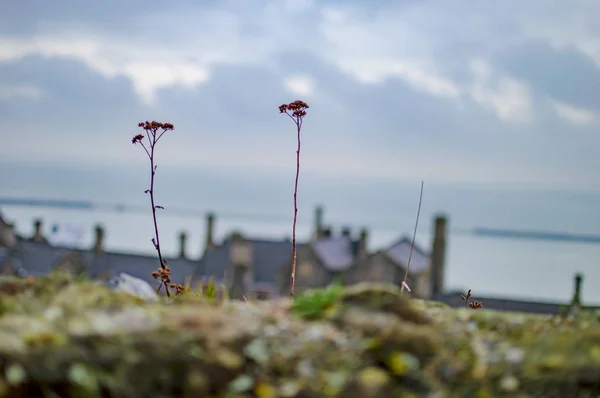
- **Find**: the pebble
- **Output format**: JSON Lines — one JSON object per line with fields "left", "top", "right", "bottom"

{"left": 104, "top": 272, "right": 159, "bottom": 302}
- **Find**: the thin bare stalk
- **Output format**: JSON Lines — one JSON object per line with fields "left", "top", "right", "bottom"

{"left": 291, "top": 120, "right": 301, "bottom": 299}
{"left": 401, "top": 180, "right": 424, "bottom": 295}
{"left": 148, "top": 144, "right": 165, "bottom": 271}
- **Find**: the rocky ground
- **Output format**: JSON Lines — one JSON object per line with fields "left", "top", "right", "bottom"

{"left": 0, "top": 272, "right": 598, "bottom": 398}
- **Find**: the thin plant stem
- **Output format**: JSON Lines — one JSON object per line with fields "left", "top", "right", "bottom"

{"left": 290, "top": 118, "right": 301, "bottom": 300}
{"left": 149, "top": 144, "right": 166, "bottom": 272}
{"left": 401, "top": 180, "right": 424, "bottom": 296}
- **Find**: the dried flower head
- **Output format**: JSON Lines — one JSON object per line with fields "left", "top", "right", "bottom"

{"left": 461, "top": 289, "right": 483, "bottom": 309}
{"left": 469, "top": 300, "right": 483, "bottom": 309}
{"left": 132, "top": 134, "right": 144, "bottom": 144}
{"left": 138, "top": 121, "right": 174, "bottom": 131}
{"left": 461, "top": 289, "right": 472, "bottom": 301}
{"left": 279, "top": 100, "right": 309, "bottom": 119}
{"left": 132, "top": 121, "right": 174, "bottom": 150}
{"left": 171, "top": 283, "right": 185, "bottom": 295}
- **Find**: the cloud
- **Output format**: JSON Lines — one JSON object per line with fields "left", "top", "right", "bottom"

{"left": 284, "top": 74, "right": 315, "bottom": 97}
{"left": 123, "top": 63, "right": 210, "bottom": 104}
{"left": 550, "top": 99, "right": 595, "bottom": 125}
{"left": 468, "top": 59, "right": 533, "bottom": 123}
{"left": 317, "top": 5, "right": 462, "bottom": 99}
{"left": 518, "top": 0, "right": 600, "bottom": 68}
{"left": 0, "top": 0, "right": 599, "bottom": 192}
{"left": 0, "top": 36, "right": 215, "bottom": 104}
{"left": 0, "top": 84, "right": 42, "bottom": 100}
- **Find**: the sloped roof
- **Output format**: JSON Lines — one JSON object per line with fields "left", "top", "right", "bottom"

{"left": 385, "top": 237, "right": 430, "bottom": 274}
{"left": 15, "top": 241, "right": 71, "bottom": 276}
{"left": 311, "top": 236, "right": 355, "bottom": 271}
{"left": 90, "top": 252, "right": 197, "bottom": 289}
{"left": 54, "top": 250, "right": 88, "bottom": 273}
{"left": 10, "top": 239, "right": 198, "bottom": 289}
{"left": 198, "top": 237, "right": 299, "bottom": 285}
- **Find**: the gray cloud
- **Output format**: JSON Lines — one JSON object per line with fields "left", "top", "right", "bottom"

{"left": 497, "top": 41, "right": 600, "bottom": 110}
{"left": 0, "top": 0, "right": 599, "bottom": 191}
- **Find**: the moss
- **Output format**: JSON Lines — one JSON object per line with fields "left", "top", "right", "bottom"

{"left": 291, "top": 281, "right": 344, "bottom": 320}
{"left": 0, "top": 274, "right": 598, "bottom": 397}
{"left": 336, "top": 283, "right": 430, "bottom": 325}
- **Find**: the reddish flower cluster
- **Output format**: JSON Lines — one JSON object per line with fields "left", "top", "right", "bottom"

{"left": 138, "top": 121, "right": 174, "bottom": 131}
{"left": 279, "top": 100, "right": 309, "bottom": 119}
{"left": 131, "top": 121, "right": 174, "bottom": 147}
{"left": 461, "top": 289, "right": 483, "bottom": 309}
{"left": 469, "top": 300, "right": 483, "bottom": 309}
{"left": 132, "top": 134, "right": 144, "bottom": 144}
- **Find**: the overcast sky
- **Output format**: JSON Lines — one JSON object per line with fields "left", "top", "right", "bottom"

{"left": 1, "top": 0, "right": 599, "bottom": 191}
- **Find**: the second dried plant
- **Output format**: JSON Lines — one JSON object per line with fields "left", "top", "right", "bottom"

{"left": 279, "top": 100, "right": 309, "bottom": 300}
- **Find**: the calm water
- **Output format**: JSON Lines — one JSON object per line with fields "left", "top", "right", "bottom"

{"left": 2, "top": 160, "right": 600, "bottom": 304}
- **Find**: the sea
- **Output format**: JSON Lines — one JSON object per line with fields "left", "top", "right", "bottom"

{"left": 2, "top": 159, "right": 600, "bottom": 305}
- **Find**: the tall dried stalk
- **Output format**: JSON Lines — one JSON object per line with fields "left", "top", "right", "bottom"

{"left": 279, "top": 100, "right": 309, "bottom": 300}
{"left": 132, "top": 121, "right": 177, "bottom": 296}
{"left": 401, "top": 181, "right": 425, "bottom": 295}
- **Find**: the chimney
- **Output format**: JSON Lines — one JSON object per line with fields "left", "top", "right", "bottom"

{"left": 30, "top": 218, "right": 45, "bottom": 243}
{"left": 314, "top": 205, "right": 324, "bottom": 240}
{"left": 228, "top": 232, "right": 253, "bottom": 299}
{"left": 430, "top": 215, "right": 447, "bottom": 298}
{"left": 0, "top": 213, "right": 17, "bottom": 248}
{"left": 205, "top": 212, "right": 215, "bottom": 250}
{"left": 93, "top": 225, "right": 105, "bottom": 253}
{"left": 229, "top": 232, "right": 253, "bottom": 267}
{"left": 358, "top": 228, "right": 368, "bottom": 258}
{"left": 178, "top": 231, "right": 187, "bottom": 258}
{"left": 341, "top": 226, "right": 351, "bottom": 238}
{"left": 571, "top": 273, "right": 583, "bottom": 307}
{"left": 5, "top": 223, "right": 16, "bottom": 248}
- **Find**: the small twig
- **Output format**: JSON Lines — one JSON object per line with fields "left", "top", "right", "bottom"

{"left": 401, "top": 181, "right": 424, "bottom": 296}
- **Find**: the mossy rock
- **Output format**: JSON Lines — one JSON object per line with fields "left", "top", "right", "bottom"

{"left": 0, "top": 273, "right": 598, "bottom": 397}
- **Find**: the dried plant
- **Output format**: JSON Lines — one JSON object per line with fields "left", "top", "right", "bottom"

{"left": 461, "top": 289, "right": 483, "bottom": 309}
{"left": 469, "top": 300, "right": 483, "bottom": 309}
{"left": 279, "top": 100, "right": 309, "bottom": 300}
{"left": 132, "top": 121, "right": 183, "bottom": 297}
{"left": 401, "top": 181, "right": 425, "bottom": 296}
